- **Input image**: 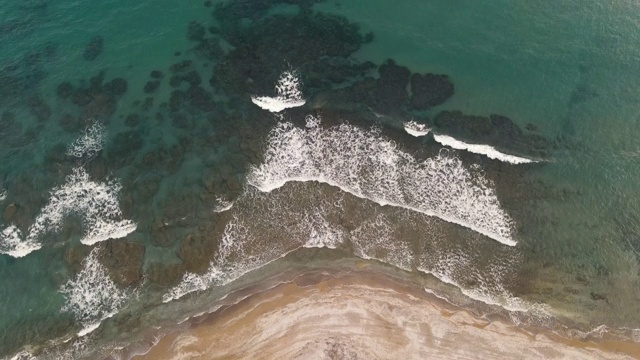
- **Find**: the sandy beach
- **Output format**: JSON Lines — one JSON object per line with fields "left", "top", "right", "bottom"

{"left": 133, "top": 265, "right": 640, "bottom": 360}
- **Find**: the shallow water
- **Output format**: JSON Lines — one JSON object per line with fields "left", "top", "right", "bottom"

{"left": 1, "top": 0, "right": 640, "bottom": 358}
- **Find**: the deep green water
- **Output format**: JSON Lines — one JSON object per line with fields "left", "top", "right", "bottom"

{"left": 1, "top": 0, "right": 640, "bottom": 358}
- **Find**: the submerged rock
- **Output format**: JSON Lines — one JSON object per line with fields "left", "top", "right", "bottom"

{"left": 107, "top": 130, "right": 144, "bottom": 162}
{"left": 410, "top": 73, "right": 454, "bottom": 110}
{"left": 373, "top": 59, "right": 411, "bottom": 114}
{"left": 147, "top": 262, "right": 186, "bottom": 287}
{"left": 64, "top": 244, "right": 91, "bottom": 273}
{"left": 103, "top": 77, "right": 128, "bottom": 97}
{"left": 143, "top": 80, "right": 160, "bottom": 94}
{"left": 195, "top": 38, "right": 223, "bottom": 61}
{"left": 150, "top": 70, "right": 164, "bottom": 79}
{"left": 83, "top": 35, "right": 104, "bottom": 61}
{"left": 99, "top": 239, "right": 146, "bottom": 287}
{"left": 125, "top": 114, "right": 141, "bottom": 127}
{"left": 56, "top": 82, "right": 74, "bottom": 99}
{"left": 170, "top": 60, "right": 193, "bottom": 73}
{"left": 71, "top": 89, "right": 93, "bottom": 106}
{"left": 0, "top": 111, "right": 23, "bottom": 139}
{"left": 59, "top": 113, "right": 83, "bottom": 133}
{"left": 212, "top": 9, "right": 368, "bottom": 96}
{"left": 83, "top": 94, "right": 116, "bottom": 119}
{"left": 186, "top": 85, "right": 214, "bottom": 111}
{"left": 141, "top": 97, "right": 154, "bottom": 111}
{"left": 27, "top": 96, "right": 52, "bottom": 122}
{"left": 187, "top": 21, "right": 206, "bottom": 41}
{"left": 178, "top": 234, "right": 217, "bottom": 274}
{"left": 3, "top": 203, "right": 17, "bottom": 222}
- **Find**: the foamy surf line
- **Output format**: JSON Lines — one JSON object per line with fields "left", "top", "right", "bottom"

{"left": 247, "top": 116, "right": 517, "bottom": 246}
{"left": 0, "top": 167, "right": 136, "bottom": 257}
{"left": 404, "top": 120, "right": 430, "bottom": 137}
{"left": 59, "top": 247, "right": 137, "bottom": 337}
{"left": 251, "top": 70, "right": 306, "bottom": 113}
{"left": 433, "top": 134, "right": 536, "bottom": 164}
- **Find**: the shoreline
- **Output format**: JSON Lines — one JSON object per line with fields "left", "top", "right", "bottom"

{"left": 121, "top": 259, "right": 640, "bottom": 360}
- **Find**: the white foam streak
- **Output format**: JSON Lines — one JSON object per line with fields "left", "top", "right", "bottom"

{"left": 0, "top": 225, "right": 41, "bottom": 258}
{"left": 251, "top": 71, "right": 306, "bottom": 113}
{"left": 59, "top": 248, "right": 136, "bottom": 337}
{"left": 0, "top": 167, "right": 136, "bottom": 258}
{"left": 419, "top": 266, "right": 546, "bottom": 314}
{"left": 67, "top": 121, "right": 106, "bottom": 158}
{"left": 213, "top": 198, "right": 234, "bottom": 213}
{"left": 0, "top": 189, "right": 6, "bottom": 202}
{"left": 433, "top": 134, "right": 536, "bottom": 164}
{"left": 404, "top": 121, "right": 430, "bottom": 137}
{"left": 248, "top": 116, "right": 516, "bottom": 246}
{"left": 416, "top": 251, "right": 549, "bottom": 315}
{"left": 251, "top": 97, "right": 306, "bottom": 113}
{"left": 303, "top": 213, "right": 345, "bottom": 249}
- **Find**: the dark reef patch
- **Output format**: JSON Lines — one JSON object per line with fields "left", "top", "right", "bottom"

{"left": 27, "top": 95, "right": 52, "bottom": 122}
{"left": 410, "top": 73, "right": 454, "bottom": 110}
{"left": 150, "top": 70, "right": 164, "bottom": 79}
{"left": 99, "top": 239, "right": 146, "bottom": 287}
{"left": 125, "top": 114, "right": 141, "bottom": 128}
{"left": 0, "top": 111, "right": 23, "bottom": 140}
{"left": 211, "top": 8, "right": 368, "bottom": 97}
{"left": 143, "top": 80, "right": 160, "bottom": 94}
{"left": 56, "top": 82, "right": 74, "bottom": 99}
{"left": 107, "top": 130, "right": 144, "bottom": 164}
{"left": 83, "top": 35, "right": 104, "bottom": 61}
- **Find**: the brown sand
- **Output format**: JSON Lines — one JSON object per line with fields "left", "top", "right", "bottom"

{"left": 134, "top": 270, "right": 640, "bottom": 360}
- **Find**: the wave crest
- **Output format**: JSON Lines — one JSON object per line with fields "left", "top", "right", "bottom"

{"left": 251, "top": 71, "right": 306, "bottom": 113}
{"left": 248, "top": 116, "right": 516, "bottom": 246}
{"left": 0, "top": 167, "right": 136, "bottom": 258}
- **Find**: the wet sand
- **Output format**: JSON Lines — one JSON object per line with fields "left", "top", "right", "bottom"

{"left": 133, "top": 266, "right": 640, "bottom": 360}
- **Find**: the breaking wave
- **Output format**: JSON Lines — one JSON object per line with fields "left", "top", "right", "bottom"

{"left": 433, "top": 134, "right": 536, "bottom": 164}
{"left": 0, "top": 167, "right": 136, "bottom": 258}
{"left": 404, "top": 121, "right": 430, "bottom": 137}
{"left": 251, "top": 71, "right": 306, "bottom": 113}
{"left": 248, "top": 116, "right": 516, "bottom": 246}
{"left": 67, "top": 121, "right": 106, "bottom": 158}
{"left": 59, "top": 247, "right": 137, "bottom": 337}
{"left": 212, "top": 197, "right": 234, "bottom": 213}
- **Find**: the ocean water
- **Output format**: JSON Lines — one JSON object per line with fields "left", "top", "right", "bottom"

{"left": 1, "top": 0, "right": 640, "bottom": 358}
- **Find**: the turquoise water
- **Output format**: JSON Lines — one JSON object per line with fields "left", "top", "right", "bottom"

{"left": 1, "top": 0, "right": 640, "bottom": 358}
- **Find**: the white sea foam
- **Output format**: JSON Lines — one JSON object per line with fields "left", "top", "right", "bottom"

{"left": 163, "top": 210, "right": 288, "bottom": 303}
{"left": 251, "top": 71, "right": 306, "bottom": 113}
{"left": 416, "top": 252, "right": 549, "bottom": 315}
{"left": 248, "top": 116, "right": 517, "bottom": 246}
{"left": 164, "top": 185, "right": 348, "bottom": 303}
{"left": 9, "top": 350, "right": 36, "bottom": 360}
{"left": 403, "top": 121, "right": 430, "bottom": 137}
{"left": 433, "top": 134, "right": 536, "bottom": 164}
{"left": 350, "top": 213, "right": 414, "bottom": 271}
{"left": 303, "top": 212, "right": 346, "bottom": 249}
{"left": 0, "top": 189, "right": 6, "bottom": 202}
{"left": 0, "top": 225, "right": 41, "bottom": 258}
{"left": 213, "top": 198, "right": 234, "bottom": 213}
{"left": 0, "top": 167, "right": 136, "bottom": 258}
{"left": 67, "top": 121, "right": 106, "bottom": 158}
{"left": 59, "top": 247, "right": 136, "bottom": 337}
